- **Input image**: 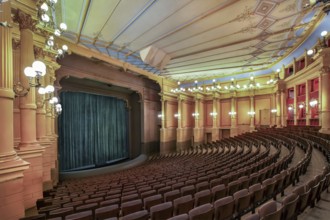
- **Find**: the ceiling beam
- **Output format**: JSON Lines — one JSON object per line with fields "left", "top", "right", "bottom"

{"left": 75, "top": 0, "right": 92, "bottom": 44}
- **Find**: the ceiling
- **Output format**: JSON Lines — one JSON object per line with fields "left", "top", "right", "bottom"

{"left": 56, "top": 0, "right": 328, "bottom": 83}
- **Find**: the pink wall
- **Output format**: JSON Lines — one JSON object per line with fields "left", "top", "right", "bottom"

{"left": 221, "top": 99, "right": 231, "bottom": 126}
{"left": 205, "top": 100, "right": 213, "bottom": 127}
{"left": 166, "top": 101, "right": 178, "bottom": 128}
{"left": 182, "top": 101, "right": 194, "bottom": 127}
{"left": 237, "top": 98, "right": 250, "bottom": 125}
{"left": 255, "top": 95, "right": 271, "bottom": 126}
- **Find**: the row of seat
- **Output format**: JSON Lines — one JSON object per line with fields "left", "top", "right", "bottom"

{"left": 22, "top": 127, "right": 330, "bottom": 220}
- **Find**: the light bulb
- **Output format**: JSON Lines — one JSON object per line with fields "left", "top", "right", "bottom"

{"left": 307, "top": 49, "right": 314, "bottom": 56}
{"left": 38, "top": 87, "right": 46, "bottom": 95}
{"left": 62, "top": 45, "right": 68, "bottom": 51}
{"left": 321, "top": 30, "right": 328, "bottom": 37}
{"left": 40, "top": 3, "right": 49, "bottom": 12}
{"left": 57, "top": 49, "right": 63, "bottom": 55}
{"left": 32, "top": 61, "right": 46, "bottom": 76}
{"left": 47, "top": 39, "right": 54, "bottom": 47}
{"left": 49, "top": 0, "right": 58, "bottom": 4}
{"left": 60, "top": 23, "right": 67, "bottom": 31}
{"left": 41, "top": 14, "right": 50, "bottom": 23}
{"left": 52, "top": 97, "right": 58, "bottom": 103}
{"left": 54, "top": 29, "right": 61, "bottom": 36}
{"left": 24, "top": 67, "right": 35, "bottom": 77}
{"left": 45, "top": 85, "right": 55, "bottom": 93}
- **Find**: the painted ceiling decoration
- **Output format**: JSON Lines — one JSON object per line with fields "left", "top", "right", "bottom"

{"left": 56, "top": 0, "right": 330, "bottom": 84}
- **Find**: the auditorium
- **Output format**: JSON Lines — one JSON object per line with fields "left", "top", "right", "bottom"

{"left": 1, "top": 0, "right": 330, "bottom": 219}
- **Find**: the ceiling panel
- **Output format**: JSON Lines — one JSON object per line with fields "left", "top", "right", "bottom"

{"left": 58, "top": 0, "right": 327, "bottom": 82}
{"left": 99, "top": 0, "right": 152, "bottom": 42}
{"left": 60, "top": 0, "right": 88, "bottom": 33}
{"left": 126, "top": 0, "right": 231, "bottom": 51}
{"left": 81, "top": 0, "right": 121, "bottom": 37}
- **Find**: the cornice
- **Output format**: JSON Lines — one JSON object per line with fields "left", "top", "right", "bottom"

{"left": 55, "top": 37, "right": 160, "bottom": 83}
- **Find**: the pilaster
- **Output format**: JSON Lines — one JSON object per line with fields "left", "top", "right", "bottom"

{"left": 14, "top": 9, "right": 44, "bottom": 209}
{"left": 319, "top": 65, "right": 330, "bottom": 133}
{"left": 249, "top": 95, "right": 255, "bottom": 131}
{"left": 230, "top": 94, "right": 238, "bottom": 137}
{"left": 0, "top": 2, "right": 30, "bottom": 219}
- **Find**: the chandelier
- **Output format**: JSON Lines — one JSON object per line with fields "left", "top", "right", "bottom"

{"left": 37, "top": 0, "right": 69, "bottom": 58}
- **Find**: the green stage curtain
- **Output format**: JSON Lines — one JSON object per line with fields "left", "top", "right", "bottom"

{"left": 59, "top": 91, "right": 129, "bottom": 171}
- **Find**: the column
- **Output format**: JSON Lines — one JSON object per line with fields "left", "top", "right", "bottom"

{"left": 281, "top": 90, "right": 286, "bottom": 127}
{"left": 0, "top": 2, "right": 30, "bottom": 219}
{"left": 249, "top": 95, "right": 255, "bottom": 131}
{"left": 276, "top": 90, "right": 282, "bottom": 127}
{"left": 212, "top": 95, "right": 217, "bottom": 128}
{"left": 320, "top": 66, "right": 330, "bottom": 133}
{"left": 272, "top": 93, "right": 276, "bottom": 126}
{"left": 15, "top": 10, "right": 44, "bottom": 209}
{"left": 51, "top": 72, "right": 60, "bottom": 186}
{"left": 161, "top": 97, "right": 165, "bottom": 129}
{"left": 176, "top": 95, "right": 183, "bottom": 151}
{"left": 177, "top": 96, "right": 182, "bottom": 129}
{"left": 38, "top": 59, "right": 54, "bottom": 190}
{"left": 194, "top": 96, "right": 199, "bottom": 129}
{"left": 13, "top": 39, "right": 21, "bottom": 148}
{"left": 306, "top": 81, "right": 310, "bottom": 126}
{"left": 211, "top": 93, "right": 219, "bottom": 141}
{"left": 293, "top": 85, "right": 297, "bottom": 125}
{"left": 193, "top": 94, "right": 203, "bottom": 146}
{"left": 159, "top": 94, "right": 169, "bottom": 154}
{"left": 230, "top": 95, "right": 238, "bottom": 137}
{"left": 318, "top": 75, "right": 322, "bottom": 127}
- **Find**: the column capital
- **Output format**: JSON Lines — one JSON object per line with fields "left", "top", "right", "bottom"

{"left": 13, "top": 10, "right": 37, "bottom": 31}
{"left": 34, "top": 45, "right": 46, "bottom": 60}
{"left": 320, "top": 66, "right": 330, "bottom": 75}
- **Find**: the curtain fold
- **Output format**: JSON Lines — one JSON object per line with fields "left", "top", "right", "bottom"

{"left": 59, "top": 91, "right": 128, "bottom": 171}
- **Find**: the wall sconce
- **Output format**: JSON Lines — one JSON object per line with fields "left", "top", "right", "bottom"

{"left": 271, "top": 109, "right": 277, "bottom": 113}
{"left": 187, "top": 80, "right": 204, "bottom": 92}
{"left": 205, "top": 79, "right": 221, "bottom": 92}
{"left": 321, "top": 30, "right": 328, "bottom": 47}
{"left": 46, "top": 35, "right": 69, "bottom": 58}
{"left": 309, "top": 99, "right": 318, "bottom": 108}
{"left": 288, "top": 105, "right": 293, "bottom": 111}
{"left": 247, "top": 111, "right": 256, "bottom": 117}
{"left": 307, "top": 30, "right": 328, "bottom": 56}
{"left": 55, "top": 103, "right": 62, "bottom": 115}
{"left": 13, "top": 61, "right": 47, "bottom": 97}
{"left": 229, "top": 111, "right": 237, "bottom": 118}
{"left": 171, "top": 81, "right": 186, "bottom": 93}
{"left": 174, "top": 113, "right": 180, "bottom": 118}
{"left": 49, "top": 97, "right": 62, "bottom": 115}
{"left": 157, "top": 114, "right": 163, "bottom": 118}
{"left": 210, "top": 112, "right": 217, "bottom": 118}
{"left": 192, "top": 112, "right": 199, "bottom": 118}
{"left": 38, "top": 85, "right": 54, "bottom": 95}
{"left": 298, "top": 103, "right": 305, "bottom": 109}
